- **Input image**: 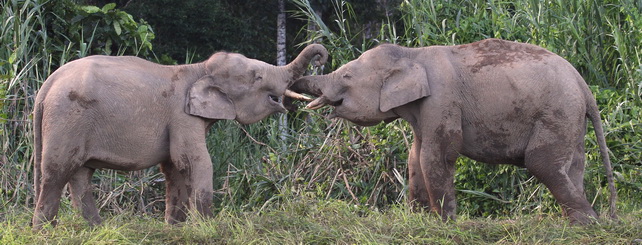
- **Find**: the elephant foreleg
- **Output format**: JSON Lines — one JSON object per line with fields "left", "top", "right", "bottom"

{"left": 160, "top": 161, "right": 191, "bottom": 224}
{"left": 169, "top": 154, "right": 213, "bottom": 220}
{"left": 189, "top": 162, "right": 214, "bottom": 217}
{"left": 408, "top": 136, "right": 431, "bottom": 210}
{"left": 421, "top": 143, "right": 458, "bottom": 221}
{"left": 68, "top": 166, "right": 101, "bottom": 226}
{"left": 168, "top": 125, "right": 214, "bottom": 222}
{"left": 419, "top": 122, "right": 462, "bottom": 221}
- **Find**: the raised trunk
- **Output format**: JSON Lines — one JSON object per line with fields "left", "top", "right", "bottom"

{"left": 283, "top": 45, "right": 327, "bottom": 109}
{"left": 285, "top": 44, "right": 328, "bottom": 80}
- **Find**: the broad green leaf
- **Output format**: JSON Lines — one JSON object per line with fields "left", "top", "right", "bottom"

{"left": 8, "top": 52, "right": 16, "bottom": 64}
{"left": 124, "top": 13, "right": 135, "bottom": 23}
{"left": 81, "top": 6, "right": 100, "bottom": 14}
{"left": 113, "top": 21, "right": 121, "bottom": 35}
{"left": 105, "top": 39, "right": 112, "bottom": 55}
{"left": 137, "top": 25, "right": 148, "bottom": 33}
{"left": 102, "top": 3, "right": 116, "bottom": 12}
{"left": 79, "top": 43, "right": 87, "bottom": 57}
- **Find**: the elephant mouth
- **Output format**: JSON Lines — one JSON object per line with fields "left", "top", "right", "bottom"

{"left": 268, "top": 94, "right": 287, "bottom": 113}
{"left": 269, "top": 94, "right": 281, "bottom": 103}
{"left": 267, "top": 90, "right": 312, "bottom": 113}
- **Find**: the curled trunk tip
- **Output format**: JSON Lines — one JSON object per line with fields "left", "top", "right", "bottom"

{"left": 286, "top": 44, "right": 328, "bottom": 79}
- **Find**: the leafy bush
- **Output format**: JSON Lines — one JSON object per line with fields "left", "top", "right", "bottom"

{"left": 44, "top": 0, "right": 154, "bottom": 58}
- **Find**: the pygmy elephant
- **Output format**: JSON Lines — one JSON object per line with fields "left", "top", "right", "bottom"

{"left": 32, "top": 44, "right": 327, "bottom": 229}
{"left": 291, "top": 39, "right": 616, "bottom": 224}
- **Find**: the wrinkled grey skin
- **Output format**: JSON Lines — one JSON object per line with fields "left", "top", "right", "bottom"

{"left": 292, "top": 39, "right": 616, "bottom": 224}
{"left": 32, "top": 44, "right": 327, "bottom": 229}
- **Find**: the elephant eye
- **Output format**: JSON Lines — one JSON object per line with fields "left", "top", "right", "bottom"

{"left": 342, "top": 73, "right": 352, "bottom": 79}
{"left": 255, "top": 76, "right": 263, "bottom": 82}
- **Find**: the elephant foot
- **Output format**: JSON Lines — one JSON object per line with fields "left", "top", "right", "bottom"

{"left": 567, "top": 209, "right": 599, "bottom": 225}
{"left": 165, "top": 207, "right": 188, "bottom": 225}
{"left": 86, "top": 215, "right": 102, "bottom": 227}
{"left": 31, "top": 216, "right": 58, "bottom": 231}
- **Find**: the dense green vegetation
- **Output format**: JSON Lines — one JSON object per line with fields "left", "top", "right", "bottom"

{"left": 1, "top": 0, "right": 641, "bottom": 243}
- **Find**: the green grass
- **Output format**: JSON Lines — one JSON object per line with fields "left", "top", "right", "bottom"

{"left": 1, "top": 198, "right": 641, "bottom": 244}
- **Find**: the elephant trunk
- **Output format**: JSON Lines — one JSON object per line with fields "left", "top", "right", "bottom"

{"left": 285, "top": 44, "right": 328, "bottom": 80}
{"left": 290, "top": 75, "right": 329, "bottom": 109}
{"left": 290, "top": 75, "right": 324, "bottom": 97}
{"left": 283, "top": 44, "right": 327, "bottom": 102}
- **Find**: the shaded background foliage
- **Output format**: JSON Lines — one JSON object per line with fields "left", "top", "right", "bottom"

{"left": 1, "top": 0, "right": 640, "bottom": 221}
{"left": 122, "top": 0, "right": 302, "bottom": 64}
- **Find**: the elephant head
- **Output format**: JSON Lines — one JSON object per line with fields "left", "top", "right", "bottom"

{"left": 187, "top": 44, "right": 327, "bottom": 124}
{"left": 291, "top": 44, "right": 430, "bottom": 126}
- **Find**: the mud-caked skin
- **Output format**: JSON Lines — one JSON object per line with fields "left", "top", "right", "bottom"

{"left": 32, "top": 44, "right": 327, "bottom": 229}
{"left": 292, "top": 39, "right": 617, "bottom": 224}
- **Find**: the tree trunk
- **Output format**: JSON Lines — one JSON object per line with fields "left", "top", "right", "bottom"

{"left": 277, "top": 0, "right": 288, "bottom": 145}
{"left": 277, "top": 0, "right": 287, "bottom": 66}
{"left": 308, "top": 0, "right": 323, "bottom": 43}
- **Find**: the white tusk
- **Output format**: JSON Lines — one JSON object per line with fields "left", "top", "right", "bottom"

{"left": 305, "top": 96, "right": 328, "bottom": 110}
{"left": 285, "top": 89, "right": 313, "bottom": 101}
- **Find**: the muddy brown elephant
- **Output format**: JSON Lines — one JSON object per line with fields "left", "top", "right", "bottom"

{"left": 32, "top": 44, "right": 327, "bottom": 229}
{"left": 291, "top": 39, "right": 616, "bottom": 224}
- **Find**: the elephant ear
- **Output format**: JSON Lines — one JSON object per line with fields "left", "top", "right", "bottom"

{"left": 186, "top": 76, "right": 236, "bottom": 120}
{"left": 379, "top": 59, "right": 431, "bottom": 112}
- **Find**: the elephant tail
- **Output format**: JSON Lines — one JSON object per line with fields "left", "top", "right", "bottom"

{"left": 32, "top": 76, "right": 54, "bottom": 207}
{"left": 586, "top": 100, "right": 617, "bottom": 220}
{"left": 33, "top": 99, "right": 43, "bottom": 207}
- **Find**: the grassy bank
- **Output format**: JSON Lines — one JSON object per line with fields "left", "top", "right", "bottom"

{"left": 2, "top": 198, "right": 641, "bottom": 244}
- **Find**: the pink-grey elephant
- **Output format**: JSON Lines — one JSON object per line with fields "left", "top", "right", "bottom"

{"left": 32, "top": 44, "right": 327, "bottom": 229}
{"left": 291, "top": 39, "right": 616, "bottom": 224}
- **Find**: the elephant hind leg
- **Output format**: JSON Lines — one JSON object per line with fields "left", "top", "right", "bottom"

{"left": 68, "top": 166, "right": 101, "bottom": 226}
{"left": 32, "top": 163, "right": 75, "bottom": 229}
{"left": 568, "top": 126, "right": 589, "bottom": 196}
{"left": 563, "top": 144, "right": 588, "bottom": 217}
{"left": 525, "top": 131, "right": 597, "bottom": 224}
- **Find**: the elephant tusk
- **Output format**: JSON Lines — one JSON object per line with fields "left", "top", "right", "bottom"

{"left": 305, "top": 96, "right": 329, "bottom": 110}
{"left": 284, "top": 89, "right": 313, "bottom": 101}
